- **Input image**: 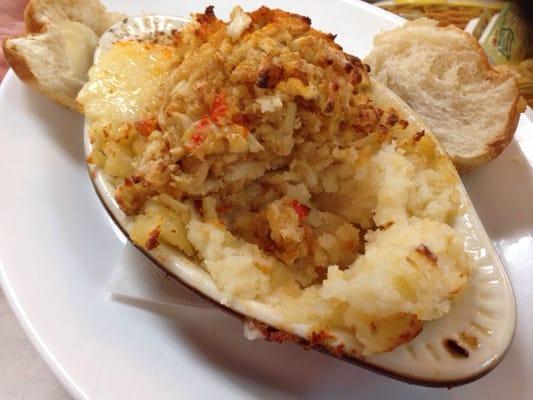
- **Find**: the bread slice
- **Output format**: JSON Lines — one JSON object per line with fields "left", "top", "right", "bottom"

{"left": 365, "top": 18, "right": 525, "bottom": 172}
{"left": 4, "top": 21, "right": 98, "bottom": 111}
{"left": 2, "top": 0, "right": 123, "bottom": 111}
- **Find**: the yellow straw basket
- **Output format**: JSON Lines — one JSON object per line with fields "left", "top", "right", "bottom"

{"left": 376, "top": 0, "right": 503, "bottom": 28}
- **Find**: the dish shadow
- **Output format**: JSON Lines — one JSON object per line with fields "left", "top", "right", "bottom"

{"left": 114, "top": 296, "right": 449, "bottom": 399}
{"left": 155, "top": 305, "right": 401, "bottom": 399}
{"left": 158, "top": 299, "right": 529, "bottom": 399}
{"left": 25, "top": 88, "right": 85, "bottom": 164}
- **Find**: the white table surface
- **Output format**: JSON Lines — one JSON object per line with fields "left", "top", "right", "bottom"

{"left": 0, "top": 288, "right": 70, "bottom": 399}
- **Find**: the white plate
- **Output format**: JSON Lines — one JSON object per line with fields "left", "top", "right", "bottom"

{"left": 0, "top": 0, "right": 532, "bottom": 398}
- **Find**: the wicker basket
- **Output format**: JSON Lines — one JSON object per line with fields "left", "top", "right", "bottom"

{"left": 375, "top": 1, "right": 532, "bottom": 106}
{"left": 376, "top": 1, "right": 503, "bottom": 28}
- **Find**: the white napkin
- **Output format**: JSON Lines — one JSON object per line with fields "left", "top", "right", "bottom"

{"left": 107, "top": 243, "right": 212, "bottom": 310}
{"left": 108, "top": 244, "right": 267, "bottom": 341}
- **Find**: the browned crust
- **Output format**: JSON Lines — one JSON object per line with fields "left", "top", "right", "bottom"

{"left": 248, "top": 6, "right": 312, "bottom": 28}
{"left": 246, "top": 319, "right": 347, "bottom": 357}
{"left": 415, "top": 244, "right": 438, "bottom": 263}
{"left": 247, "top": 6, "right": 342, "bottom": 52}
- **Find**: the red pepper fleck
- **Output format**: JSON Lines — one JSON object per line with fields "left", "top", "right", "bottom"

{"left": 188, "top": 117, "right": 210, "bottom": 148}
{"left": 290, "top": 199, "right": 310, "bottom": 220}
{"left": 135, "top": 115, "right": 159, "bottom": 137}
{"left": 187, "top": 93, "right": 228, "bottom": 148}
{"left": 209, "top": 92, "right": 227, "bottom": 123}
{"left": 191, "top": 132, "right": 204, "bottom": 145}
{"left": 145, "top": 226, "right": 160, "bottom": 250}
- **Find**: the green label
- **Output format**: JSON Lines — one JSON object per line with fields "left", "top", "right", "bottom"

{"left": 482, "top": 3, "right": 529, "bottom": 64}
{"left": 497, "top": 27, "right": 515, "bottom": 60}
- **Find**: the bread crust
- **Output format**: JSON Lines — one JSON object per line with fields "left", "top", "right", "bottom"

{"left": 444, "top": 23, "right": 524, "bottom": 173}
{"left": 453, "top": 83, "right": 523, "bottom": 173}
{"left": 2, "top": 38, "right": 37, "bottom": 83}
{"left": 24, "top": 1, "right": 47, "bottom": 33}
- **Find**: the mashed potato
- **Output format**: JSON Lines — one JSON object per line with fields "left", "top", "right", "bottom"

{"left": 79, "top": 6, "right": 470, "bottom": 356}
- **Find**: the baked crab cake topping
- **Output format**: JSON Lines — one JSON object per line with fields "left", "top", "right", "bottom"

{"left": 78, "top": 6, "right": 471, "bottom": 356}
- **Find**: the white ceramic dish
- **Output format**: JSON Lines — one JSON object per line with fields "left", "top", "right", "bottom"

{"left": 1, "top": 1, "right": 532, "bottom": 399}
{"left": 84, "top": 12, "right": 516, "bottom": 386}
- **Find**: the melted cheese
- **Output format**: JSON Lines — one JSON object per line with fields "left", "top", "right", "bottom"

{"left": 77, "top": 41, "right": 176, "bottom": 123}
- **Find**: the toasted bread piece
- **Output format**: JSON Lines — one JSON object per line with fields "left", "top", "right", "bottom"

{"left": 2, "top": 0, "right": 123, "bottom": 111}
{"left": 4, "top": 21, "right": 98, "bottom": 111}
{"left": 365, "top": 18, "right": 525, "bottom": 172}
